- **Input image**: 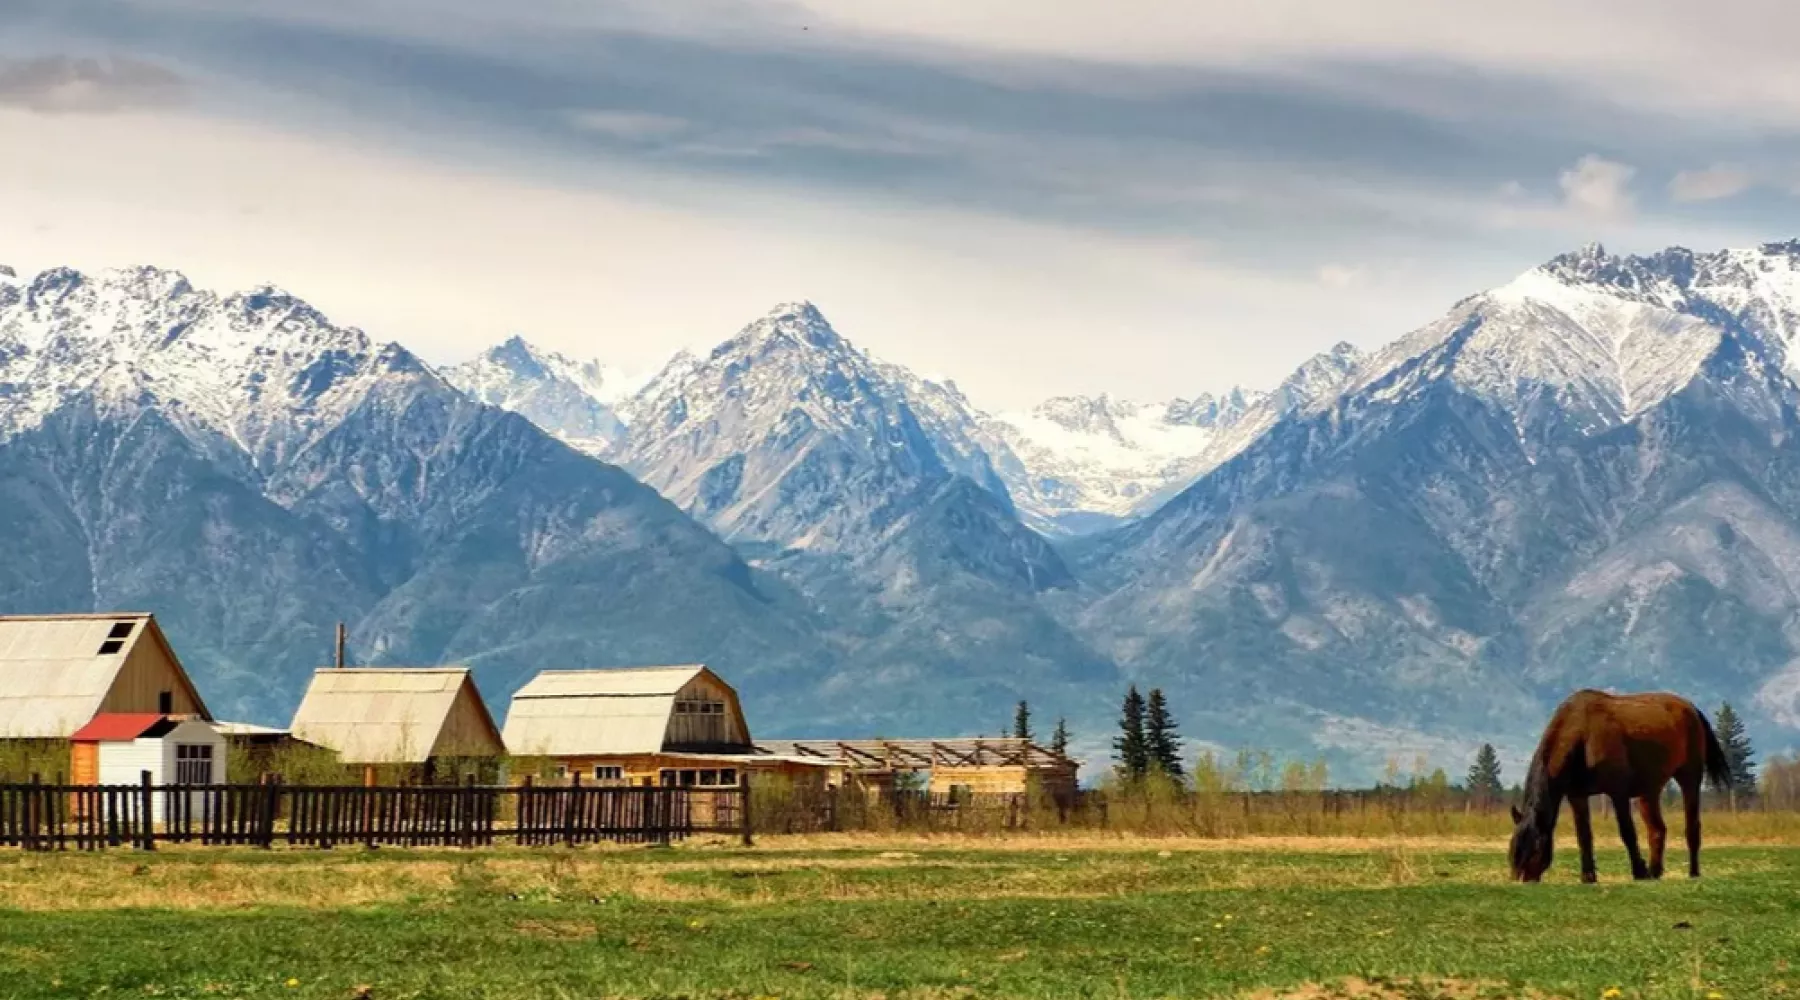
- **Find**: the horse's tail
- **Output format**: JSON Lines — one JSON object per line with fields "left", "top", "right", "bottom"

{"left": 1697, "top": 709, "right": 1734, "bottom": 792}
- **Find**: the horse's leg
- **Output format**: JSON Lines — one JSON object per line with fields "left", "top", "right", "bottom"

{"left": 1611, "top": 794, "right": 1650, "bottom": 880}
{"left": 1679, "top": 776, "right": 1702, "bottom": 878}
{"left": 1570, "top": 795, "right": 1598, "bottom": 883}
{"left": 1636, "top": 796, "right": 1667, "bottom": 879}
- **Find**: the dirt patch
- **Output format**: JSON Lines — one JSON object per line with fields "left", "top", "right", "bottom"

{"left": 513, "top": 919, "right": 597, "bottom": 940}
{"left": 1241, "top": 977, "right": 1566, "bottom": 999}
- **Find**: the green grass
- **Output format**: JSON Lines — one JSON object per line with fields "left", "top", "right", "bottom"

{"left": 0, "top": 842, "right": 1796, "bottom": 999}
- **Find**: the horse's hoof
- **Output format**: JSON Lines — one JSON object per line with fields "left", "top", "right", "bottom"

{"left": 1581, "top": 871, "right": 1597, "bottom": 884}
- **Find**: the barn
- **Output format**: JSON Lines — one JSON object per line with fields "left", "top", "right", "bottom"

{"left": 501, "top": 665, "right": 832, "bottom": 788}
{"left": 288, "top": 667, "right": 505, "bottom": 782}
{"left": 69, "top": 714, "right": 225, "bottom": 821}
{"left": 0, "top": 613, "right": 211, "bottom": 741}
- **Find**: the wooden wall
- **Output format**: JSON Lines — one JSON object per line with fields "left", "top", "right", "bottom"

{"left": 661, "top": 673, "right": 751, "bottom": 750}
{"left": 428, "top": 678, "right": 506, "bottom": 759}
{"left": 97, "top": 624, "right": 206, "bottom": 719}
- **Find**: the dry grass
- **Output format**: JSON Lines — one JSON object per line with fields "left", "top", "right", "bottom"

{"left": 1239, "top": 978, "right": 1566, "bottom": 999}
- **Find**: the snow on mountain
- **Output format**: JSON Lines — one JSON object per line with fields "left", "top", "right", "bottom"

{"left": 618, "top": 301, "right": 1017, "bottom": 550}
{"left": 1346, "top": 241, "right": 1800, "bottom": 441}
{"left": 442, "top": 336, "right": 631, "bottom": 455}
{"left": 988, "top": 343, "right": 1364, "bottom": 533}
{"left": 0, "top": 265, "right": 431, "bottom": 469}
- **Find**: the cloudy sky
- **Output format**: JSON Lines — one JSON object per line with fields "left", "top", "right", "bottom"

{"left": 5, "top": 1, "right": 1800, "bottom": 408}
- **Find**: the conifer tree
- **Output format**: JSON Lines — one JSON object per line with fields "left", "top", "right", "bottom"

{"left": 1716, "top": 702, "right": 1756, "bottom": 791}
{"left": 1013, "top": 700, "right": 1033, "bottom": 742}
{"left": 1466, "top": 743, "right": 1504, "bottom": 804}
{"left": 1113, "top": 686, "right": 1149, "bottom": 780}
{"left": 1050, "top": 718, "right": 1070, "bottom": 757}
{"left": 1144, "top": 688, "right": 1184, "bottom": 777}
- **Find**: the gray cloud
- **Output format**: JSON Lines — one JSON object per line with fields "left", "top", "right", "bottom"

{"left": 0, "top": 55, "right": 185, "bottom": 113}
{"left": 1670, "top": 165, "right": 1754, "bottom": 203}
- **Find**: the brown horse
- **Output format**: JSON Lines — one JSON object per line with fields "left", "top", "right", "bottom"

{"left": 1509, "top": 689, "right": 1733, "bottom": 883}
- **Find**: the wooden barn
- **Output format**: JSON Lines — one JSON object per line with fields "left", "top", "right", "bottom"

{"left": 288, "top": 667, "right": 505, "bottom": 783}
{"left": 755, "top": 738, "right": 1080, "bottom": 799}
{"left": 501, "top": 665, "right": 832, "bottom": 789}
{"left": 0, "top": 613, "right": 211, "bottom": 744}
{"left": 69, "top": 714, "right": 225, "bottom": 821}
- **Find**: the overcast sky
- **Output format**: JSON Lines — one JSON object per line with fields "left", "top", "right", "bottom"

{"left": 4, "top": 1, "right": 1800, "bottom": 409}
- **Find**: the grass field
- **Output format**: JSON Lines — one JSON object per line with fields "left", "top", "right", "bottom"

{"left": 1, "top": 835, "right": 1796, "bottom": 1000}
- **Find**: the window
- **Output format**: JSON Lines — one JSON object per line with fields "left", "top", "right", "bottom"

{"left": 699, "top": 769, "right": 718, "bottom": 786}
{"left": 175, "top": 744, "right": 213, "bottom": 785}
{"left": 593, "top": 765, "right": 623, "bottom": 783}
{"left": 158, "top": 691, "right": 173, "bottom": 714}
{"left": 97, "top": 640, "right": 125, "bottom": 655}
{"left": 659, "top": 770, "right": 676, "bottom": 787}
{"left": 553, "top": 764, "right": 569, "bottom": 779}
{"left": 719, "top": 768, "right": 738, "bottom": 787}
{"left": 108, "top": 621, "right": 135, "bottom": 639}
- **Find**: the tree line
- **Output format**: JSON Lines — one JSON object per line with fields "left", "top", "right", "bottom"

{"left": 1008, "top": 694, "right": 1765, "bottom": 798}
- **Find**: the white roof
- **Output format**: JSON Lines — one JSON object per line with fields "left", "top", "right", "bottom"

{"left": 289, "top": 668, "right": 483, "bottom": 764}
{"left": 214, "top": 721, "right": 289, "bottom": 737}
{"left": 0, "top": 614, "right": 180, "bottom": 739}
{"left": 502, "top": 666, "right": 708, "bottom": 757}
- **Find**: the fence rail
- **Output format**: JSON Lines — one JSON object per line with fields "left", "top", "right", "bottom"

{"left": 0, "top": 774, "right": 749, "bottom": 852}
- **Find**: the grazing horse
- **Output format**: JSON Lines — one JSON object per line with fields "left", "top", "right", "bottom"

{"left": 1509, "top": 689, "right": 1732, "bottom": 883}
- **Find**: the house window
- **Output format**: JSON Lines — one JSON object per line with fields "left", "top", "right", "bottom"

{"left": 659, "top": 770, "right": 676, "bottom": 787}
{"left": 699, "top": 769, "right": 718, "bottom": 786}
{"left": 158, "top": 691, "right": 173, "bottom": 714}
{"left": 593, "top": 765, "right": 623, "bottom": 783}
{"left": 108, "top": 621, "right": 135, "bottom": 639}
{"left": 175, "top": 744, "right": 213, "bottom": 784}
{"left": 98, "top": 640, "right": 125, "bottom": 655}
{"left": 719, "top": 768, "right": 738, "bottom": 787}
{"left": 553, "top": 764, "right": 569, "bottom": 779}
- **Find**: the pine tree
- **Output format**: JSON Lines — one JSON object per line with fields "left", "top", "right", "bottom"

{"left": 1466, "top": 743, "right": 1504, "bottom": 804}
{"left": 1716, "top": 702, "right": 1756, "bottom": 792}
{"left": 1013, "top": 700, "right": 1033, "bottom": 742}
{"left": 1113, "top": 686, "right": 1149, "bottom": 780}
{"left": 1144, "top": 688, "right": 1184, "bottom": 777}
{"left": 1050, "top": 718, "right": 1070, "bottom": 757}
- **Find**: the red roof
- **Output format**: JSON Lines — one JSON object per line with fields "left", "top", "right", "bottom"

{"left": 71, "top": 713, "right": 169, "bottom": 742}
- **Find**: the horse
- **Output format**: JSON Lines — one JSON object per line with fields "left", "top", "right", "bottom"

{"left": 1509, "top": 689, "right": 1733, "bottom": 883}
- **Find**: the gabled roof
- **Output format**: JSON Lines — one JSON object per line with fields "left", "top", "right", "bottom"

{"left": 502, "top": 665, "right": 723, "bottom": 757}
{"left": 0, "top": 613, "right": 210, "bottom": 739}
{"left": 289, "top": 667, "right": 503, "bottom": 764}
{"left": 71, "top": 713, "right": 175, "bottom": 742}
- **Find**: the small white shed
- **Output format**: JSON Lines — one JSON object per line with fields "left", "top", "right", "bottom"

{"left": 70, "top": 714, "right": 226, "bottom": 822}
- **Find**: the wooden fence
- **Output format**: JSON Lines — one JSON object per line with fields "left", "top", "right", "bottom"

{"left": 0, "top": 774, "right": 749, "bottom": 851}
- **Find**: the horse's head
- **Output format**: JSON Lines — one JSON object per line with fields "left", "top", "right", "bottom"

{"left": 1508, "top": 804, "right": 1552, "bottom": 882}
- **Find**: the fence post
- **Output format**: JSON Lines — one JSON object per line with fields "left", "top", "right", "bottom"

{"left": 739, "top": 774, "right": 754, "bottom": 847}
{"left": 562, "top": 774, "right": 581, "bottom": 848}
{"left": 260, "top": 776, "right": 281, "bottom": 849}
{"left": 25, "top": 773, "right": 39, "bottom": 853}
{"left": 139, "top": 771, "right": 156, "bottom": 851}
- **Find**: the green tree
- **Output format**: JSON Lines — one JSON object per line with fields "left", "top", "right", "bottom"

{"left": 1466, "top": 743, "right": 1504, "bottom": 804}
{"left": 1013, "top": 700, "right": 1034, "bottom": 742}
{"left": 1716, "top": 702, "right": 1756, "bottom": 792}
{"left": 1113, "top": 686, "right": 1149, "bottom": 780}
{"left": 1144, "top": 688, "right": 1184, "bottom": 777}
{"left": 1050, "top": 718, "right": 1070, "bottom": 757}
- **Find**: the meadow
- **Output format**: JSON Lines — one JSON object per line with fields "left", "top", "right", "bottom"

{"left": 1, "top": 830, "right": 1796, "bottom": 1000}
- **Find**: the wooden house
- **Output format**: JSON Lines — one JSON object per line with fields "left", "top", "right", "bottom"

{"left": 0, "top": 613, "right": 210, "bottom": 745}
{"left": 501, "top": 665, "right": 832, "bottom": 789}
{"left": 69, "top": 713, "right": 225, "bottom": 821}
{"left": 288, "top": 667, "right": 504, "bottom": 782}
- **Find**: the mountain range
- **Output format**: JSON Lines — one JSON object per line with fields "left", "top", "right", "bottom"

{"left": 5, "top": 241, "right": 1800, "bottom": 778}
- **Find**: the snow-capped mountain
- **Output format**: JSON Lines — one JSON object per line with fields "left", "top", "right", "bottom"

{"left": 0, "top": 265, "right": 830, "bottom": 724}
{"left": 987, "top": 343, "right": 1363, "bottom": 533}
{"left": 442, "top": 337, "right": 633, "bottom": 455}
{"left": 613, "top": 301, "right": 1114, "bottom": 721}
{"left": 1080, "top": 240, "right": 1800, "bottom": 765}
{"left": 0, "top": 265, "right": 426, "bottom": 468}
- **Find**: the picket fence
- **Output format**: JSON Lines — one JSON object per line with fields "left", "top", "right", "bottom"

{"left": 0, "top": 774, "right": 749, "bottom": 851}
